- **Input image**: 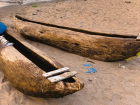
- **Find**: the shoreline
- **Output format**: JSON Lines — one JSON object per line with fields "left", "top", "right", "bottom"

{"left": 0, "top": 2, "right": 16, "bottom": 8}
{"left": 0, "top": 0, "right": 53, "bottom": 7}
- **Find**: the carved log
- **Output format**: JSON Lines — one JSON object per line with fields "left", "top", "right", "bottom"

{"left": 0, "top": 36, "right": 84, "bottom": 98}
{"left": 14, "top": 15, "right": 140, "bottom": 61}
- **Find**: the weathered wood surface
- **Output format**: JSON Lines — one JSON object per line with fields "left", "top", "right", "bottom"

{"left": 0, "top": 39, "right": 84, "bottom": 98}
{"left": 14, "top": 16, "right": 140, "bottom": 61}
{"left": 48, "top": 71, "right": 77, "bottom": 82}
{"left": 43, "top": 67, "right": 69, "bottom": 78}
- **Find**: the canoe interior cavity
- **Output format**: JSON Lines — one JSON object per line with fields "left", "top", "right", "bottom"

{"left": 15, "top": 15, "right": 136, "bottom": 39}
{"left": 4, "top": 32, "right": 56, "bottom": 71}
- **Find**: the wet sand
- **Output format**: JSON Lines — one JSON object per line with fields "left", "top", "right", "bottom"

{"left": 1, "top": 0, "right": 140, "bottom": 105}
{"left": 0, "top": 3, "right": 12, "bottom": 7}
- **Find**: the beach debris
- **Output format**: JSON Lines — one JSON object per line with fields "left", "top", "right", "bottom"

{"left": 125, "top": 56, "right": 136, "bottom": 61}
{"left": 125, "top": 1, "right": 131, "bottom": 3}
{"left": 86, "top": 69, "right": 91, "bottom": 73}
{"left": 0, "top": 36, "right": 13, "bottom": 47}
{"left": 83, "top": 63, "right": 93, "bottom": 67}
{"left": 121, "top": 66, "right": 125, "bottom": 69}
{"left": 88, "top": 79, "right": 92, "bottom": 82}
{"left": 136, "top": 52, "right": 140, "bottom": 56}
{"left": 87, "top": 60, "right": 95, "bottom": 64}
{"left": 83, "top": 63, "right": 96, "bottom": 73}
{"left": 86, "top": 68, "right": 97, "bottom": 73}
{"left": 119, "top": 63, "right": 126, "bottom": 69}
{"left": 0, "top": 22, "right": 7, "bottom": 34}
{"left": 33, "top": 14, "right": 37, "bottom": 15}
{"left": 83, "top": 64, "right": 90, "bottom": 66}
{"left": 125, "top": 51, "right": 140, "bottom": 61}
{"left": 32, "top": 5, "right": 38, "bottom": 7}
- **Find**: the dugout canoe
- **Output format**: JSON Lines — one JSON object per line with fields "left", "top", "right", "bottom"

{"left": 0, "top": 31, "right": 84, "bottom": 98}
{"left": 14, "top": 15, "right": 140, "bottom": 61}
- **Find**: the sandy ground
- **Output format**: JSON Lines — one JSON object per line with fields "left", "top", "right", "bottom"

{"left": 1, "top": 0, "right": 140, "bottom": 105}
{"left": 15, "top": 0, "right": 140, "bottom": 36}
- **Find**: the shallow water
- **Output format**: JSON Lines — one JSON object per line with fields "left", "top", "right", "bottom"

{"left": 0, "top": 2, "right": 14, "bottom": 7}
{"left": 0, "top": 0, "right": 51, "bottom": 7}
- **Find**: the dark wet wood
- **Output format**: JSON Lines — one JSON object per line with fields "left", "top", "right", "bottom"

{"left": 14, "top": 16, "right": 140, "bottom": 61}
{"left": 0, "top": 41, "right": 84, "bottom": 98}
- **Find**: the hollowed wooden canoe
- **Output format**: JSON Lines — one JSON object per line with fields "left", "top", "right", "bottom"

{"left": 14, "top": 15, "right": 140, "bottom": 61}
{"left": 0, "top": 29, "right": 84, "bottom": 98}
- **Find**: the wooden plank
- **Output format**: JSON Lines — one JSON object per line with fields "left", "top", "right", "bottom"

{"left": 42, "top": 67, "right": 69, "bottom": 78}
{"left": 136, "top": 33, "right": 140, "bottom": 41}
{"left": 48, "top": 71, "right": 77, "bottom": 82}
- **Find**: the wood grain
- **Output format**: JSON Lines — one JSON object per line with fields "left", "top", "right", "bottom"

{"left": 0, "top": 37, "right": 84, "bottom": 98}
{"left": 14, "top": 16, "right": 140, "bottom": 61}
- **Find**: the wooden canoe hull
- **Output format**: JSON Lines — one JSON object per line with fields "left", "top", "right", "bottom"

{"left": 14, "top": 16, "right": 140, "bottom": 61}
{"left": 0, "top": 37, "right": 84, "bottom": 98}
